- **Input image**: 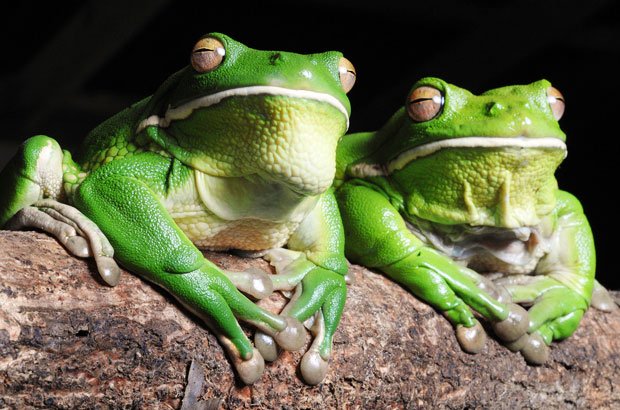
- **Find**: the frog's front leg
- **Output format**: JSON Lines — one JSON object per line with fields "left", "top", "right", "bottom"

{"left": 496, "top": 190, "right": 611, "bottom": 364}
{"left": 0, "top": 136, "right": 121, "bottom": 285}
{"left": 336, "top": 182, "right": 529, "bottom": 353}
{"left": 72, "top": 153, "right": 306, "bottom": 384}
{"left": 255, "top": 190, "right": 348, "bottom": 385}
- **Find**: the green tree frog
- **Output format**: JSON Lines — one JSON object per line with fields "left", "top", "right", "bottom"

{"left": 0, "top": 33, "right": 357, "bottom": 384}
{"left": 335, "top": 77, "right": 615, "bottom": 363}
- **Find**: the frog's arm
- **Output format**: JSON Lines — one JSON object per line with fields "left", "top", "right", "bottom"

{"left": 72, "top": 152, "right": 305, "bottom": 384}
{"left": 499, "top": 190, "right": 609, "bottom": 355}
{"left": 260, "top": 189, "right": 347, "bottom": 384}
{"left": 336, "top": 179, "right": 530, "bottom": 353}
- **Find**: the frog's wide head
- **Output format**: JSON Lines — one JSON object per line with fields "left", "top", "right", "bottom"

{"left": 357, "top": 77, "right": 567, "bottom": 228}
{"left": 138, "top": 33, "right": 355, "bottom": 196}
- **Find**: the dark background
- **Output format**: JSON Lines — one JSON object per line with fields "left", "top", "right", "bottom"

{"left": 1, "top": 1, "right": 618, "bottom": 289}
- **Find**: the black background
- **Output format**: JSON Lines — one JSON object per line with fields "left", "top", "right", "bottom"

{"left": 1, "top": 1, "right": 618, "bottom": 289}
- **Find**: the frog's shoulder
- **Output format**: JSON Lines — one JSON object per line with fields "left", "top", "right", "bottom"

{"left": 74, "top": 97, "right": 151, "bottom": 170}
{"left": 335, "top": 109, "right": 407, "bottom": 183}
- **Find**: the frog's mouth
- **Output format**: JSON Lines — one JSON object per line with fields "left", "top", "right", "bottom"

{"left": 388, "top": 136, "right": 566, "bottom": 173}
{"left": 136, "top": 85, "right": 350, "bottom": 133}
{"left": 348, "top": 137, "right": 567, "bottom": 178}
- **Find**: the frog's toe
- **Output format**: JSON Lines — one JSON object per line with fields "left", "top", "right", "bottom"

{"left": 274, "top": 316, "right": 306, "bottom": 351}
{"left": 97, "top": 257, "right": 121, "bottom": 287}
{"left": 492, "top": 303, "right": 529, "bottom": 342}
{"left": 234, "top": 348, "right": 265, "bottom": 385}
{"left": 456, "top": 320, "right": 486, "bottom": 353}
{"left": 243, "top": 267, "right": 274, "bottom": 299}
{"left": 222, "top": 267, "right": 274, "bottom": 299}
{"left": 591, "top": 281, "right": 618, "bottom": 312}
{"left": 65, "top": 235, "right": 91, "bottom": 257}
{"left": 254, "top": 331, "right": 279, "bottom": 362}
{"left": 519, "top": 333, "right": 550, "bottom": 365}
{"left": 504, "top": 333, "right": 529, "bottom": 352}
{"left": 344, "top": 271, "right": 355, "bottom": 285}
{"left": 300, "top": 350, "right": 329, "bottom": 385}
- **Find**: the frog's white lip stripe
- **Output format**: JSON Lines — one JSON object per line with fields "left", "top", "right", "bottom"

{"left": 136, "top": 85, "right": 349, "bottom": 133}
{"left": 387, "top": 136, "right": 567, "bottom": 173}
{"left": 348, "top": 136, "right": 567, "bottom": 177}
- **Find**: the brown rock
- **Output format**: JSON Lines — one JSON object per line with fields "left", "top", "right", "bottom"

{"left": 1, "top": 230, "right": 619, "bottom": 409}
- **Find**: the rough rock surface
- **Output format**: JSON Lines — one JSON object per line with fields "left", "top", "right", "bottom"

{"left": 1, "top": 230, "right": 619, "bottom": 409}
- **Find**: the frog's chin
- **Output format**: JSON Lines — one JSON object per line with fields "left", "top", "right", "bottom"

{"left": 388, "top": 141, "right": 566, "bottom": 228}
{"left": 386, "top": 136, "right": 567, "bottom": 174}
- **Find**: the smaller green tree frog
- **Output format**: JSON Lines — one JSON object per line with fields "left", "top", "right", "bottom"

{"left": 0, "top": 33, "right": 357, "bottom": 384}
{"left": 335, "top": 77, "right": 615, "bottom": 363}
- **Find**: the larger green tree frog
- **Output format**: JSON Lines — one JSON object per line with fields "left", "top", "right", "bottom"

{"left": 0, "top": 33, "right": 357, "bottom": 384}
{"left": 335, "top": 77, "right": 615, "bottom": 363}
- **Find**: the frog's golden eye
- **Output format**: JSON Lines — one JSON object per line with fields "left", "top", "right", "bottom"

{"left": 547, "top": 86, "right": 565, "bottom": 121}
{"left": 407, "top": 85, "right": 444, "bottom": 122}
{"left": 191, "top": 37, "right": 225, "bottom": 73}
{"left": 338, "top": 57, "right": 356, "bottom": 93}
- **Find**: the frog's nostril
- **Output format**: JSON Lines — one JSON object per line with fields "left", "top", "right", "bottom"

{"left": 487, "top": 102, "right": 505, "bottom": 116}
{"left": 269, "top": 52, "right": 283, "bottom": 65}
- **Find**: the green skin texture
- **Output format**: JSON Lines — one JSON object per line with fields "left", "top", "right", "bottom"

{"left": 335, "top": 77, "right": 596, "bottom": 360}
{"left": 0, "top": 33, "right": 351, "bottom": 384}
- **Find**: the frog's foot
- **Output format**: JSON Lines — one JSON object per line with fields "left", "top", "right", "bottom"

{"left": 386, "top": 255, "right": 529, "bottom": 355}
{"left": 497, "top": 275, "right": 589, "bottom": 364}
{"left": 591, "top": 280, "right": 618, "bottom": 312}
{"left": 170, "top": 267, "right": 308, "bottom": 384}
{"left": 256, "top": 251, "right": 346, "bottom": 384}
{"left": 5, "top": 199, "right": 121, "bottom": 286}
{"left": 222, "top": 267, "right": 274, "bottom": 300}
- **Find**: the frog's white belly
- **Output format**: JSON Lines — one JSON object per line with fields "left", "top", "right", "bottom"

{"left": 163, "top": 170, "right": 317, "bottom": 251}
{"left": 406, "top": 220, "right": 553, "bottom": 275}
{"left": 170, "top": 205, "right": 303, "bottom": 250}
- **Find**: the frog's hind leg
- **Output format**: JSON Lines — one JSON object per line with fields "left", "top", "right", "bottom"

{"left": 0, "top": 136, "right": 120, "bottom": 286}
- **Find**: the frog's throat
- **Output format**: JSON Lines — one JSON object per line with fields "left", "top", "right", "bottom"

{"left": 348, "top": 136, "right": 567, "bottom": 177}
{"left": 136, "top": 85, "right": 350, "bottom": 133}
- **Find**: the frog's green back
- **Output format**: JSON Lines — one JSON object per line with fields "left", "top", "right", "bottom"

{"left": 335, "top": 109, "right": 407, "bottom": 185}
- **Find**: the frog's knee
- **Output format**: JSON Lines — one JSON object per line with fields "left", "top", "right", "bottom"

{"left": 19, "top": 136, "right": 64, "bottom": 195}
{"left": 1, "top": 136, "right": 65, "bottom": 226}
